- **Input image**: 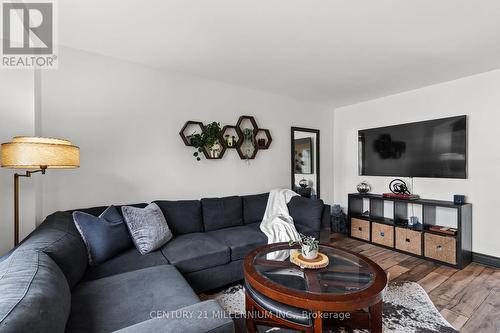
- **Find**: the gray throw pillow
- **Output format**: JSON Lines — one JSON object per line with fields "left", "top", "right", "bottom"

{"left": 121, "top": 203, "right": 172, "bottom": 254}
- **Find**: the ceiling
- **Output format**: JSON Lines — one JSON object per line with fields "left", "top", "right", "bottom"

{"left": 59, "top": 0, "right": 500, "bottom": 106}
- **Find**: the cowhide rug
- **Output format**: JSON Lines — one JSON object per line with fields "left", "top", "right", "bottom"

{"left": 200, "top": 281, "right": 457, "bottom": 333}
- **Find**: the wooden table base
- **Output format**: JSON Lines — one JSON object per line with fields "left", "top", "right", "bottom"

{"left": 245, "top": 291, "right": 383, "bottom": 333}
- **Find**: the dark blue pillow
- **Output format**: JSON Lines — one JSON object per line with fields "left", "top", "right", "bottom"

{"left": 73, "top": 206, "right": 133, "bottom": 266}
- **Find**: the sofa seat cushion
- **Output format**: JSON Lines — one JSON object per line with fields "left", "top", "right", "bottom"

{"left": 246, "top": 222, "right": 263, "bottom": 232}
{"left": 161, "top": 233, "right": 230, "bottom": 274}
{"left": 0, "top": 249, "right": 71, "bottom": 333}
{"left": 66, "top": 265, "right": 199, "bottom": 333}
{"left": 207, "top": 225, "right": 267, "bottom": 261}
{"left": 82, "top": 247, "right": 169, "bottom": 282}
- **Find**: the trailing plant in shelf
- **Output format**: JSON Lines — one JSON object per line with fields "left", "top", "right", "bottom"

{"left": 241, "top": 128, "right": 255, "bottom": 159}
{"left": 190, "top": 121, "right": 223, "bottom": 161}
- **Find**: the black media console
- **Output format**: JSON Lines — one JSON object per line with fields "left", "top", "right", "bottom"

{"left": 348, "top": 193, "right": 472, "bottom": 269}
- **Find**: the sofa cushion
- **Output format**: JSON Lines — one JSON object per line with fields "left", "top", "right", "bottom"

{"left": 153, "top": 200, "right": 204, "bottom": 235}
{"left": 73, "top": 206, "right": 133, "bottom": 266}
{"left": 201, "top": 196, "right": 243, "bottom": 231}
{"left": 66, "top": 265, "right": 199, "bottom": 333}
{"left": 287, "top": 196, "right": 324, "bottom": 239}
{"left": 161, "top": 233, "right": 230, "bottom": 274}
{"left": 122, "top": 203, "right": 173, "bottom": 255}
{"left": 82, "top": 247, "right": 169, "bottom": 282}
{"left": 0, "top": 249, "right": 71, "bottom": 333}
{"left": 243, "top": 192, "right": 269, "bottom": 224}
{"left": 246, "top": 221, "right": 262, "bottom": 232}
{"left": 207, "top": 225, "right": 267, "bottom": 261}
{"left": 20, "top": 212, "right": 88, "bottom": 289}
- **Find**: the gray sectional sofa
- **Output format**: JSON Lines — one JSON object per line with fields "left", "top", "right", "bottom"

{"left": 0, "top": 193, "right": 330, "bottom": 333}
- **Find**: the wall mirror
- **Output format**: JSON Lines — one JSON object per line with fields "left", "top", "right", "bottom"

{"left": 291, "top": 127, "right": 320, "bottom": 199}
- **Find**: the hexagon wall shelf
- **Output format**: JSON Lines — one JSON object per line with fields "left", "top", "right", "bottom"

{"left": 221, "top": 125, "right": 242, "bottom": 149}
{"left": 179, "top": 121, "right": 204, "bottom": 146}
{"left": 201, "top": 133, "right": 226, "bottom": 159}
{"left": 236, "top": 116, "right": 259, "bottom": 160}
{"left": 255, "top": 129, "right": 272, "bottom": 150}
{"left": 180, "top": 116, "right": 271, "bottom": 161}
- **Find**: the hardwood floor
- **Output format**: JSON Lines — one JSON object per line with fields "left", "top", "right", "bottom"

{"left": 331, "top": 234, "right": 500, "bottom": 333}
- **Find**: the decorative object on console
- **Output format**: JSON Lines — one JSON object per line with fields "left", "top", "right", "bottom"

{"left": 0, "top": 136, "right": 80, "bottom": 245}
{"left": 383, "top": 178, "right": 420, "bottom": 200}
{"left": 408, "top": 216, "right": 419, "bottom": 226}
{"left": 356, "top": 181, "right": 371, "bottom": 194}
{"left": 453, "top": 194, "right": 465, "bottom": 205}
{"left": 73, "top": 206, "right": 132, "bottom": 265}
{"left": 429, "top": 226, "right": 457, "bottom": 236}
{"left": 121, "top": 203, "right": 173, "bottom": 255}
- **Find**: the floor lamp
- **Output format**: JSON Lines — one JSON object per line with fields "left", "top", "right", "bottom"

{"left": 1, "top": 137, "right": 80, "bottom": 246}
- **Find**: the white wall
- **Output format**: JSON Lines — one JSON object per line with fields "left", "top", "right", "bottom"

{"left": 333, "top": 69, "right": 500, "bottom": 258}
{"left": 40, "top": 47, "right": 334, "bottom": 216}
{"left": 0, "top": 71, "right": 36, "bottom": 255}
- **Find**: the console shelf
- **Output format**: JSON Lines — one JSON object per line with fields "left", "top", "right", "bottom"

{"left": 347, "top": 193, "right": 472, "bottom": 269}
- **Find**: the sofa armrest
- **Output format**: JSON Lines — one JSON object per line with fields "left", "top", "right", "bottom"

{"left": 112, "top": 300, "right": 234, "bottom": 333}
{"left": 320, "top": 204, "right": 331, "bottom": 244}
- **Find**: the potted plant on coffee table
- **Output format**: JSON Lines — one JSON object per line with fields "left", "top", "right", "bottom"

{"left": 289, "top": 234, "right": 320, "bottom": 260}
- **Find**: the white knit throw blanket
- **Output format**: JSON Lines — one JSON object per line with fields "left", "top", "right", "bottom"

{"left": 259, "top": 189, "right": 301, "bottom": 261}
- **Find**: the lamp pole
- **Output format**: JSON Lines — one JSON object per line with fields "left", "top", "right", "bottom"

{"left": 13, "top": 166, "right": 46, "bottom": 246}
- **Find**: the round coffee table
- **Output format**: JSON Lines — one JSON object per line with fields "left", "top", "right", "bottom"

{"left": 244, "top": 243, "right": 387, "bottom": 333}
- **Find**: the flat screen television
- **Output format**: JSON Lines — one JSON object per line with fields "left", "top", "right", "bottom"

{"left": 359, "top": 116, "right": 467, "bottom": 178}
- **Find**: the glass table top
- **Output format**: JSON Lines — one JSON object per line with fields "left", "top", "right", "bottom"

{"left": 252, "top": 245, "right": 375, "bottom": 295}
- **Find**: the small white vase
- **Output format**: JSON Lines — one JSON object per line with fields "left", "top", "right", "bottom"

{"left": 301, "top": 245, "right": 318, "bottom": 260}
